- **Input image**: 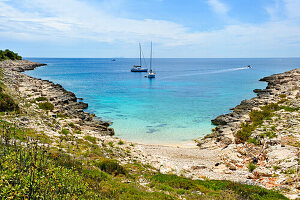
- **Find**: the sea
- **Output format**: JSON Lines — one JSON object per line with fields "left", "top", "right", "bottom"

{"left": 24, "top": 58, "right": 300, "bottom": 144}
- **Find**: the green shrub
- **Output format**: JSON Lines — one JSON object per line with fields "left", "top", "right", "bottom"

{"left": 265, "top": 131, "right": 277, "bottom": 138}
{"left": 74, "top": 130, "right": 82, "bottom": 134}
{"left": 68, "top": 122, "right": 75, "bottom": 128}
{"left": 236, "top": 123, "right": 254, "bottom": 142}
{"left": 108, "top": 141, "right": 114, "bottom": 147}
{"left": 84, "top": 135, "right": 97, "bottom": 144}
{"left": 0, "top": 93, "right": 19, "bottom": 112}
{"left": 248, "top": 163, "right": 257, "bottom": 172}
{"left": 57, "top": 112, "right": 67, "bottom": 118}
{"left": 0, "top": 49, "right": 22, "bottom": 61}
{"left": 35, "top": 96, "right": 48, "bottom": 101}
{"left": 61, "top": 128, "right": 69, "bottom": 135}
{"left": 117, "top": 140, "right": 124, "bottom": 145}
{"left": 280, "top": 106, "right": 299, "bottom": 112}
{"left": 247, "top": 138, "right": 259, "bottom": 145}
{"left": 82, "top": 168, "right": 110, "bottom": 181}
{"left": 279, "top": 94, "right": 287, "bottom": 98}
{"left": 38, "top": 102, "right": 54, "bottom": 111}
{"left": 95, "top": 158, "right": 126, "bottom": 176}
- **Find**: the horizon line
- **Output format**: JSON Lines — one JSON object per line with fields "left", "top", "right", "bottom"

{"left": 24, "top": 57, "right": 300, "bottom": 59}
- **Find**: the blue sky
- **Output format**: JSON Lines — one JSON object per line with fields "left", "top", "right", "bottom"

{"left": 0, "top": 0, "right": 299, "bottom": 58}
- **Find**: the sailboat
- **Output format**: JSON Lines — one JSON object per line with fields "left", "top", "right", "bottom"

{"left": 147, "top": 42, "right": 156, "bottom": 78}
{"left": 131, "top": 43, "right": 148, "bottom": 72}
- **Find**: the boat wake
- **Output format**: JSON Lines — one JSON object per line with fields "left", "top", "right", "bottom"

{"left": 161, "top": 66, "right": 249, "bottom": 80}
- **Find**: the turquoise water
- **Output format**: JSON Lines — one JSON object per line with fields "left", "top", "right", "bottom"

{"left": 25, "top": 58, "right": 300, "bottom": 144}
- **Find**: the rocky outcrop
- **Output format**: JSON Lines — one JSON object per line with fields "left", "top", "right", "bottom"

{"left": 207, "top": 69, "right": 300, "bottom": 145}
{"left": 0, "top": 59, "right": 46, "bottom": 72}
{"left": 0, "top": 60, "right": 114, "bottom": 136}
{"left": 197, "top": 68, "right": 300, "bottom": 199}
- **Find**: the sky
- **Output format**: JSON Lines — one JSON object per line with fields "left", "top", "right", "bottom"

{"left": 0, "top": 0, "right": 300, "bottom": 58}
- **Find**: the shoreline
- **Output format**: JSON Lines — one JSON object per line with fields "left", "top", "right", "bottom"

{"left": 0, "top": 60, "right": 115, "bottom": 137}
{"left": 1, "top": 59, "right": 299, "bottom": 199}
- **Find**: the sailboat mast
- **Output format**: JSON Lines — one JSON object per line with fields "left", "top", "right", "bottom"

{"left": 139, "top": 43, "right": 142, "bottom": 66}
{"left": 150, "top": 42, "right": 152, "bottom": 70}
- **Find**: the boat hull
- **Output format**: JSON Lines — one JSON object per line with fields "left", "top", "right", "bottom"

{"left": 147, "top": 74, "right": 155, "bottom": 78}
{"left": 131, "top": 68, "right": 148, "bottom": 72}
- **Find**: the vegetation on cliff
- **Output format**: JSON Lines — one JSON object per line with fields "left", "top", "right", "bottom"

{"left": 0, "top": 49, "right": 22, "bottom": 61}
{"left": 0, "top": 69, "right": 19, "bottom": 112}
{"left": 236, "top": 103, "right": 280, "bottom": 143}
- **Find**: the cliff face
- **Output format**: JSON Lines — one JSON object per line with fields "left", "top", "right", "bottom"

{"left": 0, "top": 60, "right": 114, "bottom": 136}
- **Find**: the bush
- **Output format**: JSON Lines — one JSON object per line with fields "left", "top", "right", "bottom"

{"left": 61, "top": 128, "right": 69, "bottom": 135}
{"left": 117, "top": 140, "right": 124, "bottom": 145}
{"left": 247, "top": 138, "right": 259, "bottom": 145}
{"left": 68, "top": 122, "right": 75, "bottom": 128}
{"left": 0, "top": 49, "right": 22, "bottom": 61}
{"left": 35, "top": 96, "right": 48, "bottom": 101}
{"left": 95, "top": 158, "right": 126, "bottom": 176}
{"left": 248, "top": 163, "right": 257, "bottom": 172}
{"left": 236, "top": 123, "right": 254, "bottom": 142}
{"left": 74, "top": 130, "right": 82, "bottom": 134}
{"left": 280, "top": 106, "right": 299, "bottom": 112}
{"left": 0, "top": 93, "right": 19, "bottom": 112}
{"left": 38, "top": 102, "right": 54, "bottom": 111}
{"left": 279, "top": 94, "right": 287, "bottom": 98}
{"left": 84, "top": 135, "right": 97, "bottom": 144}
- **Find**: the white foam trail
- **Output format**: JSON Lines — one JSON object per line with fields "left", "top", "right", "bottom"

{"left": 160, "top": 67, "right": 249, "bottom": 80}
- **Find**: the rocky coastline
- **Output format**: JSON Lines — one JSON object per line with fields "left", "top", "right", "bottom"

{"left": 1, "top": 59, "right": 299, "bottom": 199}
{"left": 195, "top": 69, "right": 300, "bottom": 198}
{"left": 0, "top": 60, "right": 114, "bottom": 136}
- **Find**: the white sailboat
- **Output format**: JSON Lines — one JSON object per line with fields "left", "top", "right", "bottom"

{"left": 131, "top": 43, "right": 148, "bottom": 72}
{"left": 147, "top": 42, "right": 156, "bottom": 78}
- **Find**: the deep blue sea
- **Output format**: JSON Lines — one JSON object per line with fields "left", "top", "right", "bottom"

{"left": 25, "top": 58, "right": 300, "bottom": 144}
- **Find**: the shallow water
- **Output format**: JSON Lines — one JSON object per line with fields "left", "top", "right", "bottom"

{"left": 25, "top": 58, "right": 300, "bottom": 144}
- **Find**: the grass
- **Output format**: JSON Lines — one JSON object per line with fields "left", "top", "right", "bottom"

{"left": 150, "top": 174, "right": 287, "bottom": 200}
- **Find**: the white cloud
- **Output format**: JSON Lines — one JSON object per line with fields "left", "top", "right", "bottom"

{"left": 207, "top": 0, "right": 229, "bottom": 16}
{"left": 0, "top": 0, "right": 300, "bottom": 57}
{"left": 0, "top": 0, "right": 196, "bottom": 44}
